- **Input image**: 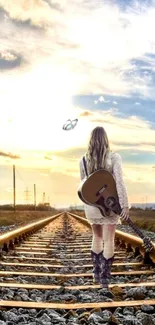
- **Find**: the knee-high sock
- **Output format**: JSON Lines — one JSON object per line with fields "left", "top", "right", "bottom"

{"left": 91, "top": 233, "right": 103, "bottom": 254}
{"left": 103, "top": 224, "right": 116, "bottom": 259}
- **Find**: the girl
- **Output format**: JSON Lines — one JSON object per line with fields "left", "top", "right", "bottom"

{"left": 79, "top": 126, "right": 129, "bottom": 288}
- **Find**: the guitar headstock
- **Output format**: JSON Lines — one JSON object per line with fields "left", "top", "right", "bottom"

{"left": 142, "top": 237, "right": 154, "bottom": 252}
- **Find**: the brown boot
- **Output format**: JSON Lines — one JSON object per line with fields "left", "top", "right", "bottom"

{"left": 91, "top": 250, "right": 103, "bottom": 284}
{"left": 100, "top": 255, "right": 114, "bottom": 288}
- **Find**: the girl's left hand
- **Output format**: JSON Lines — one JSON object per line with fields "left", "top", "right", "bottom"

{"left": 120, "top": 207, "right": 129, "bottom": 220}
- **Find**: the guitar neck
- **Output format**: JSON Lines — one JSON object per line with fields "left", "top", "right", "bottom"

{"left": 114, "top": 204, "right": 146, "bottom": 240}
{"left": 126, "top": 217, "right": 145, "bottom": 240}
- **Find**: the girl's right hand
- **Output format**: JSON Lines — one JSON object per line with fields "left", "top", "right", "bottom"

{"left": 120, "top": 207, "right": 129, "bottom": 220}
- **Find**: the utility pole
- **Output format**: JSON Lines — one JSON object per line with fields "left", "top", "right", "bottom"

{"left": 42, "top": 192, "right": 45, "bottom": 204}
{"left": 13, "top": 165, "right": 16, "bottom": 212}
{"left": 42, "top": 192, "right": 45, "bottom": 210}
{"left": 34, "top": 184, "right": 36, "bottom": 210}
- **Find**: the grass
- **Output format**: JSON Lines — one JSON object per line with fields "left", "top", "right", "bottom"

{"left": 0, "top": 208, "right": 154, "bottom": 233}
{"left": 0, "top": 210, "right": 59, "bottom": 227}
{"left": 69, "top": 209, "right": 155, "bottom": 232}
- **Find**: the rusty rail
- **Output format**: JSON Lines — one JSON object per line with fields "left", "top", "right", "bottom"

{"left": 0, "top": 211, "right": 154, "bottom": 312}
{"left": 0, "top": 212, "right": 63, "bottom": 252}
{"left": 68, "top": 212, "right": 155, "bottom": 263}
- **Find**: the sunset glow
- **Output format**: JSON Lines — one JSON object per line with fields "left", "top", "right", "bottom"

{"left": 0, "top": 0, "right": 155, "bottom": 207}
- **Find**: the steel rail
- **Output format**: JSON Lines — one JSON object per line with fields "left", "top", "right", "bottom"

{"left": 68, "top": 212, "right": 155, "bottom": 263}
{"left": 0, "top": 299, "right": 155, "bottom": 309}
{"left": 0, "top": 212, "right": 63, "bottom": 252}
{"left": 0, "top": 211, "right": 154, "bottom": 313}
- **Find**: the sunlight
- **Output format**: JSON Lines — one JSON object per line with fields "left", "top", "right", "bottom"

{"left": 1, "top": 0, "right": 155, "bottom": 206}
{"left": 1, "top": 63, "right": 85, "bottom": 151}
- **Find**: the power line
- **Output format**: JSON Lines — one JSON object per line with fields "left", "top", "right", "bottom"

{"left": 15, "top": 167, "right": 33, "bottom": 204}
{"left": 15, "top": 166, "right": 27, "bottom": 187}
{"left": 11, "top": 165, "right": 49, "bottom": 207}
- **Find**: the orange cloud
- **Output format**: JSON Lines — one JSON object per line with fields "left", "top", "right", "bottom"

{"left": 0, "top": 151, "right": 20, "bottom": 159}
{"left": 80, "top": 111, "right": 93, "bottom": 117}
{"left": 0, "top": 0, "right": 54, "bottom": 29}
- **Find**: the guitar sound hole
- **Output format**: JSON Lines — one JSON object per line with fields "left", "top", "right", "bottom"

{"left": 104, "top": 197, "right": 116, "bottom": 208}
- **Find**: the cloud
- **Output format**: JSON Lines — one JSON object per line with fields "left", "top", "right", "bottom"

{"left": 79, "top": 111, "right": 93, "bottom": 117}
{"left": 0, "top": 151, "right": 20, "bottom": 159}
{"left": 0, "top": 51, "right": 24, "bottom": 70}
{"left": 0, "top": 0, "right": 55, "bottom": 29}
{"left": 40, "top": 173, "right": 48, "bottom": 176}
{"left": 13, "top": 18, "right": 44, "bottom": 31}
{"left": 48, "top": 147, "right": 86, "bottom": 160}
{"left": 0, "top": 5, "right": 7, "bottom": 21}
{"left": 1, "top": 0, "right": 155, "bottom": 194}
{"left": 112, "top": 141, "right": 155, "bottom": 148}
{"left": 91, "top": 107, "right": 119, "bottom": 119}
{"left": 98, "top": 96, "right": 105, "bottom": 102}
{"left": 44, "top": 156, "right": 52, "bottom": 160}
{"left": 76, "top": 107, "right": 155, "bottom": 153}
{"left": 1, "top": 0, "right": 155, "bottom": 96}
{"left": 94, "top": 96, "right": 110, "bottom": 104}
{"left": 42, "top": 0, "right": 62, "bottom": 11}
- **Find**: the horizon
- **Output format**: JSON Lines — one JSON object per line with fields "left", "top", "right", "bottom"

{"left": 0, "top": 202, "right": 155, "bottom": 209}
{"left": 0, "top": 0, "right": 155, "bottom": 206}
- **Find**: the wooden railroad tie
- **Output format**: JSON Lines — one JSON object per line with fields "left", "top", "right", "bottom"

{"left": 0, "top": 270, "right": 153, "bottom": 277}
{"left": 0, "top": 299, "right": 155, "bottom": 309}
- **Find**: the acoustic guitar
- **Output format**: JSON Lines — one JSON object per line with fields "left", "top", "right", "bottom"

{"left": 78, "top": 168, "right": 153, "bottom": 252}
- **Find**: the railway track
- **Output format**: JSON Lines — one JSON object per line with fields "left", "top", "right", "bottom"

{"left": 0, "top": 212, "right": 154, "bottom": 324}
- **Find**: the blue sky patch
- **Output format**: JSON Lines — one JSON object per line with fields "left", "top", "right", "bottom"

{"left": 73, "top": 94, "right": 155, "bottom": 129}
{"left": 118, "top": 150, "right": 155, "bottom": 164}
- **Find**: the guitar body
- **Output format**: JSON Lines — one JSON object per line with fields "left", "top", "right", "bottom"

{"left": 78, "top": 169, "right": 121, "bottom": 217}
{"left": 78, "top": 168, "right": 154, "bottom": 252}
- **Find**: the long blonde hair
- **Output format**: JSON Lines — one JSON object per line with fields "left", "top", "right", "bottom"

{"left": 86, "top": 126, "right": 111, "bottom": 175}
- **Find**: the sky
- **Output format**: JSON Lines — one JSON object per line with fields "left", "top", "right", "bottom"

{"left": 0, "top": 0, "right": 155, "bottom": 207}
